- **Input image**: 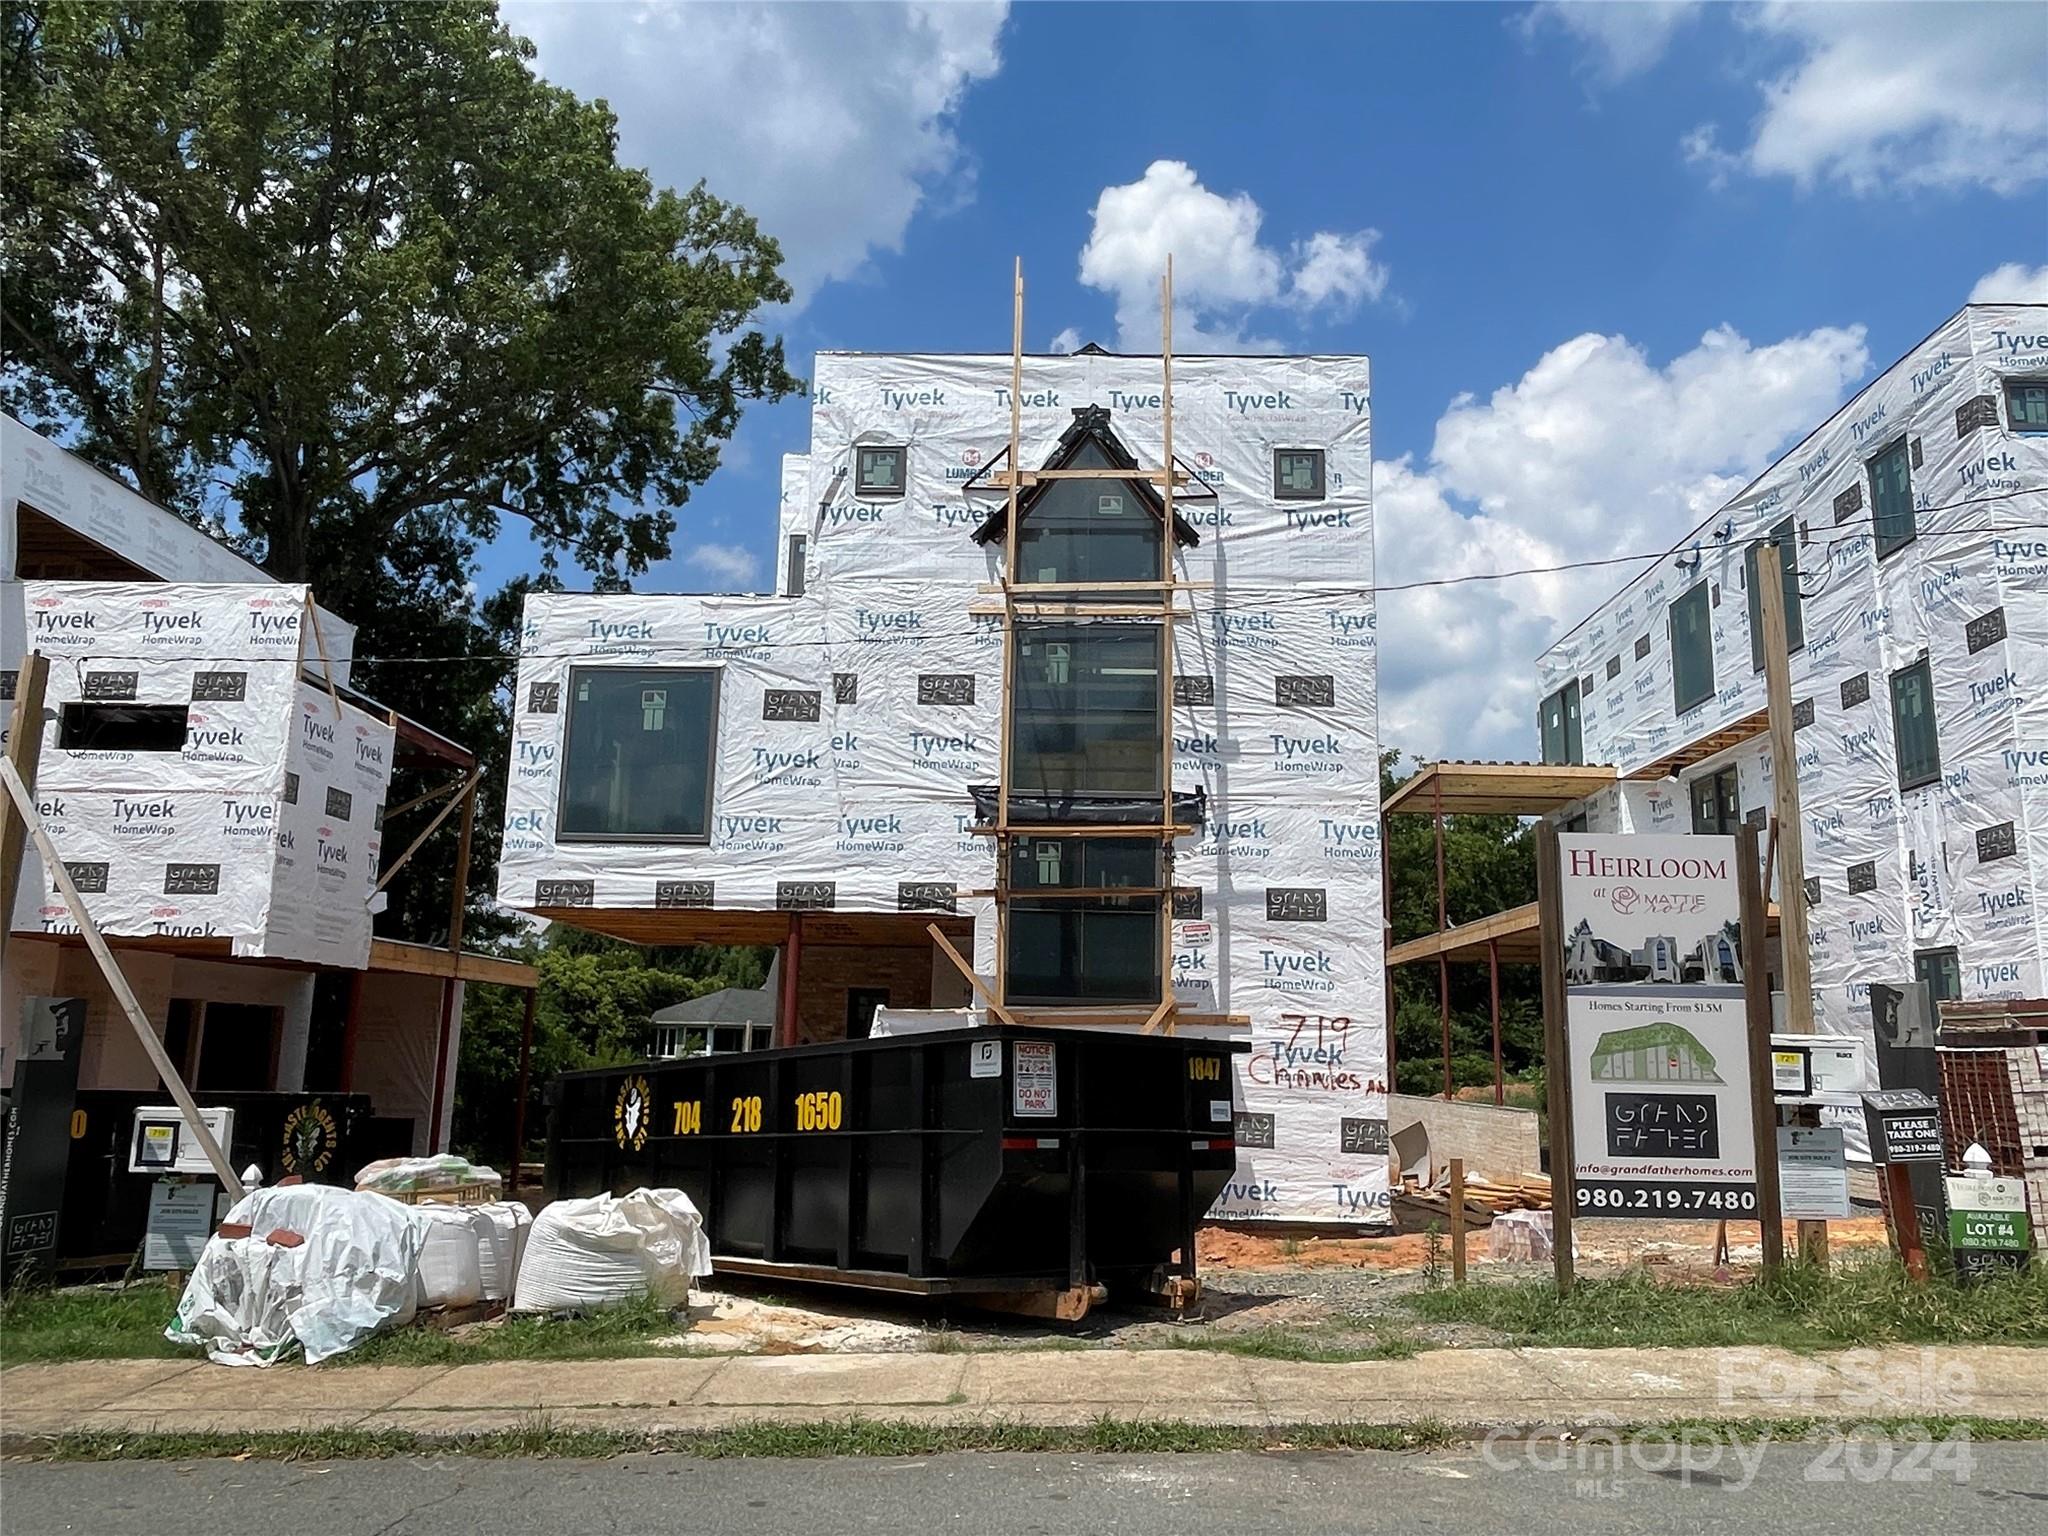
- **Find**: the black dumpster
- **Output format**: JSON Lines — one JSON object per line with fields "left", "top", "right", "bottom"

{"left": 546, "top": 1027, "right": 1245, "bottom": 1315}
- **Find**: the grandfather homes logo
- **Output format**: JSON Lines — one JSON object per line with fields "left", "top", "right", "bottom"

{"left": 1275, "top": 674, "right": 1336, "bottom": 708}
{"left": 1318, "top": 817, "right": 1378, "bottom": 864}
{"left": 190, "top": 671, "right": 247, "bottom": 703}
{"left": 1956, "top": 396, "right": 1999, "bottom": 437}
{"left": 527, "top": 681, "right": 560, "bottom": 714}
{"left": 82, "top": 671, "right": 139, "bottom": 701}
{"left": 536, "top": 879, "right": 594, "bottom": 907}
{"left": 718, "top": 814, "right": 788, "bottom": 853}
{"left": 283, "top": 770, "right": 300, "bottom": 805}
{"left": 1832, "top": 482, "right": 1863, "bottom": 524}
{"left": 1174, "top": 675, "right": 1214, "bottom": 707}
{"left": 112, "top": 796, "right": 177, "bottom": 837}
{"left": 1846, "top": 861, "right": 1877, "bottom": 896}
{"left": 1265, "top": 887, "right": 1328, "bottom": 922}
{"left": 655, "top": 880, "right": 714, "bottom": 909}
{"left": 514, "top": 738, "right": 557, "bottom": 781}
{"left": 279, "top": 1104, "right": 339, "bottom": 1176}
{"left": 1340, "top": 1118, "right": 1389, "bottom": 1156}
{"left": 898, "top": 881, "right": 956, "bottom": 914}
{"left": 1791, "top": 698, "right": 1815, "bottom": 732}
{"left": 703, "top": 619, "right": 772, "bottom": 660}
{"left": 852, "top": 607, "right": 925, "bottom": 645}
{"left": 164, "top": 863, "right": 221, "bottom": 896}
{"left": 1326, "top": 610, "right": 1375, "bottom": 649}
{"left": 1172, "top": 887, "right": 1203, "bottom": 920}
{"left": 1211, "top": 611, "right": 1279, "bottom": 651}
{"left": 1234, "top": 1112, "right": 1277, "bottom": 1150}
{"left": 763, "top": 689, "right": 821, "bottom": 722}
{"left": 245, "top": 600, "right": 302, "bottom": 648}
{"left": 833, "top": 673, "right": 860, "bottom": 705}
{"left": 1840, "top": 672, "right": 1871, "bottom": 709}
{"left": 917, "top": 674, "right": 976, "bottom": 706}
{"left": 777, "top": 880, "right": 836, "bottom": 911}
{"left": 65, "top": 861, "right": 110, "bottom": 894}
{"left": 0, "top": 670, "right": 14, "bottom": 701}
{"left": 1270, "top": 731, "right": 1344, "bottom": 776}
{"left": 909, "top": 728, "right": 981, "bottom": 772}
{"left": 1977, "top": 821, "right": 2018, "bottom": 864}
{"left": 1966, "top": 607, "right": 2007, "bottom": 655}
{"left": 324, "top": 786, "right": 352, "bottom": 821}
{"left": 1606, "top": 655, "right": 1621, "bottom": 681}
{"left": 1257, "top": 945, "right": 1338, "bottom": 993}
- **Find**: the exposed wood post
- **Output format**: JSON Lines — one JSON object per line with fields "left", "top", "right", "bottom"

{"left": 1738, "top": 821, "right": 1786, "bottom": 1282}
{"left": 338, "top": 970, "right": 365, "bottom": 1091}
{"left": 1757, "top": 539, "right": 1828, "bottom": 1267}
{"left": 1884, "top": 1163, "right": 1930, "bottom": 1283}
{"left": 511, "top": 985, "right": 537, "bottom": 1186}
{"left": 1438, "top": 953, "right": 1452, "bottom": 1100}
{"left": 927, "top": 921, "right": 1020, "bottom": 1028}
{"left": 0, "top": 651, "right": 51, "bottom": 974}
{"left": 301, "top": 592, "right": 344, "bottom": 719}
{"left": 1489, "top": 937, "right": 1503, "bottom": 1107}
{"left": 1449, "top": 1157, "right": 1468, "bottom": 1283}
{"left": 446, "top": 774, "right": 477, "bottom": 954}
{"left": 425, "top": 779, "right": 478, "bottom": 1152}
{"left": 1535, "top": 819, "right": 1574, "bottom": 1295}
{"left": 0, "top": 757, "right": 244, "bottom": 1202}
{"left": 777, "top": 912, "right": 805, "bottom": 1048}
{"left": 374, "top": 768, "right": 483, "bottom": 894}
{"left": 1156, "top": 254, "right": 1176, "bottom": 1033}
{"left": 1380, "top": 809, "right": 1398, "bottom": 1094}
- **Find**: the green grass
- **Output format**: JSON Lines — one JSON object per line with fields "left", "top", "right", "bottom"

{"left": 0, "top": 1286, "right": 186, "bottom": 1365}
{"left": 1156, "top": 1325, "right": 1424, "bottom": 1364}
{"left": 1404, "top": 1253, "right": 2048, "bottom": 1350}
{"left": 23, "top": 1413, "right": 2048, "bottom": 1464}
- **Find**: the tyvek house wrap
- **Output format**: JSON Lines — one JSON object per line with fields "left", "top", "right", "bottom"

{"left": 8, "top": 581, "right": 392, "bottom": 967}
{"left": 500, "top": 350, "right": 1389, "bottom": 1225}
{"left": 1536, "top": 304, "right": 2048, "bottom": 1153}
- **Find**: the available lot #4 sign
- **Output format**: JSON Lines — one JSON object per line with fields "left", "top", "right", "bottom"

{"left": 1560, "top": 834, "right": 1758, "bottom": 1218}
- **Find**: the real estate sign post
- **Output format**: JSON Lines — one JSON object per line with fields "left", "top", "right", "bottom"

{"left": 1544, "top": 829, "right": 1782, "bottom": 1281}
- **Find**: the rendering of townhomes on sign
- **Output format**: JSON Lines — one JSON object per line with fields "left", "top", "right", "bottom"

{"left": 3, "top": 2, "right": 2048, "bottom": 1523}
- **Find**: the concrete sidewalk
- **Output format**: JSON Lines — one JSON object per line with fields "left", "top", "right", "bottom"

{"left": 5, "top": 1345, "right": 2045, "bottom": 1440}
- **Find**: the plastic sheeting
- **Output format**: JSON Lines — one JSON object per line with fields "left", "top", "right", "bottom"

{"left": 166, "top": 1184, "right": 424, "bottom": 1365}
{"left": 7, "top": 583, "right": 391, "bottom": 968}
{"left": 1539, "top": 304, "right": 2048, "bottom": 1111}
{"left": 498, "top": 352, "right": 1387, "bottom": 1227}
{"left": 511, "top": 1187, "right": 712, "bottom": 1312}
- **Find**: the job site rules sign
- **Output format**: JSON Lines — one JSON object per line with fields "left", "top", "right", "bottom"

{"left": 1559, "top": 834, "right": 1758, "bottom": 1218}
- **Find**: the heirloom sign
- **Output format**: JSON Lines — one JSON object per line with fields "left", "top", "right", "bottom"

{"left": 1559, "top": 834, "right": 1759, "bottom": 1218}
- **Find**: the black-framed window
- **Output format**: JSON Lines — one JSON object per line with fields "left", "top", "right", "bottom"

{"left": 57, "top": 703, "right": 188, "bottom": 752}
{"left": 785, "top": 534, "right": 807, "bottom": 598}
{"left": 1273, "top": 447, "right": 1326, "bottom": 501}
{"left": 1868, "top": 438, "right": 1914, "bottom": 558}
{"left": 854, "top": 444, "right": 907, "bottom": 499}
{"left": 559, "top": 666, "right": 719, "bottom": 841}
{"left": 2005, "top": 379, "right": 2048, "bottom": 433}
{"left": 1689, "top": 765, "right": 1740, "bottom": 835}
{"left": 1005, "top": 836, "right": 1161, "bottom": 1007}
{"left": 1015, "top": 439, "right": 1163, "bottom": 597}
{"left": 1539, "top": 680, "right": 1582, "bottom": 765}
{"left": 1670, "top": 581, "right": 1714, "bottom": 714}
{"left": 1889, "top": 657, "right": 1940, "bottom": 791}
{"left": 1745, "top": 517, "right": 1803, "bottom": 672}
{"left": 1010, "top": 623, "right": 1162, "bottom": 800}
{"left": 1914, "top": 947, "right": 1961, "bottom": 1003}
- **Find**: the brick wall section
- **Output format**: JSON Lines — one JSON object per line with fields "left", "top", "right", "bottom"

{"left": 793, "top": 942, "right": 941, "bottom": 1045}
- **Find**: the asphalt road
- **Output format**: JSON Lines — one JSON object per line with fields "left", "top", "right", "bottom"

{"left": 6, "top": 1441, "right": 2045, "bottom": 1534}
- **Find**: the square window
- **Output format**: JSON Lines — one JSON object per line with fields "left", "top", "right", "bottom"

{"left": 1635, "top": 634, "right": 1651, "bottom": 661}
{"left": 1867, "top": 438, "right": 1915, "bottom": 558}
{"left": 854, "top": 444, "right": 907, "bottom": 498}
{"left": 1273, "top": 448, "right": 1326, "bottom": 501}
{"left": 1004, "top": 837, "right": 1163, "bottom": 1008}
{"left": 559, "top": 667, "right": 720, "bottom": 841}
{"left": 1888, "top": 657, "right": 1940, "bottom": 792}
{"left": 2007, "top": 379, "right": 2048, "bottom": 433}
{"left": 1670, "top": 583, "right": 1714, "bottom": 714}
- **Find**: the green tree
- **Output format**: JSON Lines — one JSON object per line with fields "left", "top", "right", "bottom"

{"left": 2, "top": 0, "right": 801, "bottom": 938}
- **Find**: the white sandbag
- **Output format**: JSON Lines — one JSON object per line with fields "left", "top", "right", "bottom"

{"left": 166, "top": 1184, "right": 426, "bottom": 1366}
{"left": 474, "top": 1201, "right": 533, "bottom": 1303}
{"left": 414, "top": 1203, "right": 489, "bottom": 1309}
{"left": 512, "top": 1188, "right": 712, "bottom": 1313}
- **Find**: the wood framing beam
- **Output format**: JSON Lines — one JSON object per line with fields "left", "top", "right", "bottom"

{"left": 0, "top": 650, "right": 50, "bottom": 974}
{"left": 927, "top": 922, "right": 1018, "bottom": 1027}
{"left": 374, "top": 767, "right": 483, "bottom": 893}
{"left": 982, "top": 467, "right": 1190, "bottom": 486}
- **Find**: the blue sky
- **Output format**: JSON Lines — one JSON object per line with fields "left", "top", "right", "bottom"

{"left": 499, "top": 0, "right": 2048, "bottom": 757}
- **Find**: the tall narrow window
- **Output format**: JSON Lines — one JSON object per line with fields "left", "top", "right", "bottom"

{"left": 1004, "top": 837, "right": 1161, "bottom": 1006}
{"left": 1539, "top": 681, "right": 1582, "bottom": 765}
{"left": 1689, "top": 765, "right": 1739, "bottom": 835}
{"left": 1914, "top": 947, "right": 1961, "bottom": 1003}
{"left": 1868, "top": 438, "right": 1914, "bottom": 558}
{"left": 1009, "top": 623, "right": 1163, "bottom": 804}
{"left": 559, "top": 667, "right": 719, "bottom": 841}
{"left": 1889, "top": 657, "right": 1940, "bottom": 791}
{"left": 785, "top": 534, "right": 807, "bottom": 598}
{"left": 2005, "top": 379, "right": 2048, "bottom": 433}
{"left": 1014, "top": 439, "right": 1164, "bottom": 597}
{"left": 1745, "top": 518, "right": 1802, "bottom": 672}
{"left": 1670, "top": 582, "right": 1714, "bottom": 714}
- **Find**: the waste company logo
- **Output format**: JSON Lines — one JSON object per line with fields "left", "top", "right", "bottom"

{"left": 836, "top": 813, "right": 906, "bottom": 854}
{"left": 279, "top": 1103, "right": 338, "bottom": 1176}
{"left": 1959, "top": 449, "right": 2020, "bottom": 496}
{"left": 504, "top": 807, "right": 550, "bottom": 853}
{"left": 909, "top": 728, "right": 982, "bottom": 773}
{"left": 2004, "top": 747, "right": 2048, "bottom": 789}
{"left": 1270, "top": 731, "right": 1344, "bottom": 777}
{"left": 1326, "top": 611, "right": 1375, "bottom": 649}
{"left": 852, "top": 607, "right": 925, "bottom": 645}
{"left": 718, "top": 814, "right": 788, "bottom": 854}
{"left": 1210, "top": 611, "right": 1279, "bottom": 651}
{"left": 753, "top": 745, "right": 825, "bottom": 788}
{"left": 702, "top": 620, "right": 771, "bottom": 661}
{"left": 112, "top": 796, "right": 177, "bottom": 838}
{"left": 614, "top": 1075, "right": 652, "bottom": 1152}
{"left": 1994, "top": 537, "right": 2048, "bottom": 581}
{"left": 1197, "top": 816, "right": 1273, "bottom": 860}
{"left": 245, "top": 600, "right": 301, "bottom": 648}
{"left": 1319, "top": 817, "right": 1378, "bottom": 864}
{"left": 513, "top": 738, "right": 557, "bottom": 781}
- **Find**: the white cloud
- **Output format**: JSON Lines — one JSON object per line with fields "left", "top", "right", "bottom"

{"left": 1074, "top": 161, "right": 1390, "bottom": 351}
{"left": 503, "top": 2, "right": 1007, "bottom": 305}
{"left": 1521, "top": 1, "right": 1704, "bottom": 82}
{"left": 1377, "top": 322, "right": 1870, "bottom": 759}
{"left": 1047, "top": 326, "right": 1083, "bottom": 355}
{"left": 1689, "top": 3, "right": 2048, "bottom": 196}
{"left": 685, "top": 541, "right": 761, "bottom": 588}
{"left": 1970, "top": 262, "right": 2048, "bottom": 304}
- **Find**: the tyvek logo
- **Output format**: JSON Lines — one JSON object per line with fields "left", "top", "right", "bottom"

{"left": 1994, "top": 538, "right": 2048, "bottom": 577}
{"left": 1258, "top": 947, "right": 1337, "bottom": 993}
{"left": 854, "top": 607, "right": 924, "bottom": 641}
{"left": 909, "top": 729, "right": 981, "bottom": 772}
{"left": 112, "top": 797, "right": 177, "bottom": 837}
{"left": 1225, "top": 389, "right": 1293, "bottom": 414}
{"left": 836, "top": 814, "right": 905, "bottom": 853}
{"left": 2004, "top": 747, "right": 2048, "bottom": 787}
{"left": 1970, "top": 671, "right": 2019, "bottom": 714}
{"left": 1797, "top": 446, "right": 1831, "bottom": 484}
{"left": 247, "top": 607, "right": 300, "bottom": 646}
{"left": 1198, "top": 816, "right": 1273, "bottom": 860}
{"left": 704, "top": 620, "right": 771, "bottom": 656}
{"left": 1847, "top": 401, "right": 1888, "bottom": 441}
{"left": 504, "top": 807, "right": 549, "bottom": 852}
{"left": 929, "top": 503, "right": 979, "bottom": 529}
{"left": 1270, "top": 732, "right": 1344, "bottom": 776}
{"left": 141, "top": 608, "right": 204, "bottom": 641}
{"left": 1339, "top": 389, "right": 1368, "bottom": 416}
{"left": 754, "top": 746, "right": 824, "bottom": 787}
{"left": 718, "top": 814, "right": 787, "bottom": 853}
{"left": 1284, "top": 507, "right": 1355, "bottom": 531}
{"left": 1108, "top": 388, "right": 1160, "bottom": 411}
{"left": 1210, "top": 611, "right": 1279, "bottom": 650}
{"left": 824, "top": 503, "right": 884, "bottom": 529}
{"left": 994, "top": 385, "right": 1059, "bottom": 408}
{"left": 1960, "top": 450, "right": 2020, "bottom": 494}
{"left": 1973, "top": 961, "right": 2025, "bottom": 992}
{"left": 1910, "top": 352, "right": 1955, "bottom": 392}
{"left": 1991, "top": 328, "right": 2048, "bottom": 360}
{"left": 514, "top": 739, "right": 556, "bottom": 780}
{"left": 1849, "top": 914, "right": 1891, "bottom": 950}
{"left": 1980, "top": 883, "right": 2030, "bottom": 932}
{"left": 1326, "top": 612, "right": 1375, "bottom": 648}
{"left": 881, "top": 386, "right": 943, "bottom": 409}
{"left": 1319, "top": 819, "right": 1378, "bottom": 864}
{"left": 1173, "top": 731, "right": 1221, "bottom": 760}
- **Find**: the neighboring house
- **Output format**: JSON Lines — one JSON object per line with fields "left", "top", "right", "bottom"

{"left": 649, "top": 961, "right": 778, "bottom": 1059}
{"left": 1, "top": 414, "right": 529, "bottom": 1161}
{"left": 499, "top": 343, "right": 1386, "bottom": 1225}
{"left": 1537, "top": 304, "right": 2048, "bottom": 1055}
